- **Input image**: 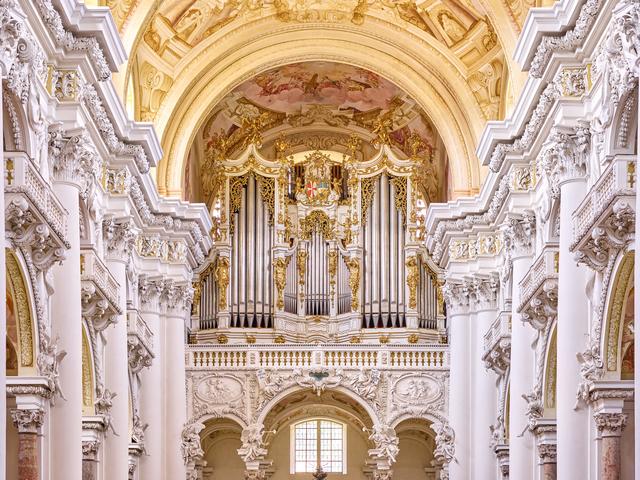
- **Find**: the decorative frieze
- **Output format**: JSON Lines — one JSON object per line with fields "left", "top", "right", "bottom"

{"left": 103, "top": 168, "right": 131, "bottom": 195}
{"left": 449, "top": 232, "right": 502, "bottom": 262}
{"left": 559, "top": 65, "right": 592, "bottom": 97}
{"left": 45, "top": 65, "right": 78, "bottom": 101}
{"left": 135, "top": 235, "right": 188, "bottom": 263}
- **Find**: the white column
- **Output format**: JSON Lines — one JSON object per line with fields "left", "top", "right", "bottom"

{"left": 472, "top": 281, "right": 498, "bottom": 479}
{"left": 103, "top": 219, "right": 137, "bottom": 480}
{"left": 50, "top": 180, "right": 82, "bottom": 480}
{"left": 139, "top": 280, "right": 163, "bottom": 480}
{"left": 444, "top": 283, "right": 470, "bottom": 480}
{"left": 508, "top": 251, "right": 535, "bottom": 478}
{"left": 634, "top": 48, "right": 640, "bottom": 480}
{"left": 557, "top": 178, "right": 589, "bottom": 479}
{"left": 163, "top": 284, "right": 191, "bottom": 479}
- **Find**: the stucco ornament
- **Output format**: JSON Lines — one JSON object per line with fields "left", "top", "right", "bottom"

{"left": 349, "top": 367, "right": 380, "bottom": 401}
{"left": 181, "top": 421, "right": 205, "bottom": 464}
{"left": 256, "top": 368, "right": 283, "bottom": 401}
{"left": 94, "top": 389, "right": 118, "bottom": 435}
{"left": 294, "top": 367, "right": 344, "bottom": 395}
{"left": 368, "top": 424, "right": 400, "bottom": 464}
{"left": 433, "top": 421, "right": 456, "bottom": 465}
{"left": 575, "top": 340, "right": 604, "bottom": 409}
{"left": 37, "top": 332, "right": 66, "bottom": 404}
{"left": 519, "top": 390, "right": 543, "bottom": 436}
{"left": 237, "top": 423, "right": 269, "bottom": 463}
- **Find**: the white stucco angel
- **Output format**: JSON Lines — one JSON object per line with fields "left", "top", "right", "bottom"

{"left": 368, "top": 424, "right": 400, "bottom": 464}
{"left": 237, "top": 423, "right": 268, "bottom": 463}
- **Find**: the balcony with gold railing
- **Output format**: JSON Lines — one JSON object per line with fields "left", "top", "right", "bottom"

{"left": 186, "top": 343, "right": 449, "bottom": 371}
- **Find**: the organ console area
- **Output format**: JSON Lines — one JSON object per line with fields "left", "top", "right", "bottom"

{"left": 192, "top": 135, "right": 445, "bottom": 343}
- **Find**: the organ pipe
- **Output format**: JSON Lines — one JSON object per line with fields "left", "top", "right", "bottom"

{"left": 197, "top": 154, "right": 443, "bottom": 333}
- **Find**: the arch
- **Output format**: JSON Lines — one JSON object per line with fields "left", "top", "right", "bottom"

{"left": 195, "top": 412, "right": 248, "bottom": 431}
{"left": 256, "top": 384, "right": 381, "bottom": 428}
{"left": 5, "top": 249, "right": 37, "bottom": 374}
{"left": 603, "top": 250, "right": 634, "bottom": 376}
{"left": 150, "top": 18, "right": 486, "bottom": 199}
{"left": 390, "top": 411, "right": 446, "bottom": 431}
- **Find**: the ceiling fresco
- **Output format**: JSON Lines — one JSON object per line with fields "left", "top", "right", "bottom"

{"left": 200, "top": 62, "right": 437, "bottom": 160}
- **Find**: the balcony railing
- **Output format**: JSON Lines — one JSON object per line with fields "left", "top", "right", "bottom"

{"left": 572, "top": 156, "right": 636, "bottom": 249}
{"left": 80, "top": 249, "right": 120, "bottom": 309}
{"left": 483, "top": 312, "right": 511, "bottom": 354}
{"left": 5, "top": 151, "right": 68, "bottom": 246}
{"left": 186, "top": 344, "right": 449, "bottom": 370}
{"left": 127, "top": 311, "right": 154, "bottom": 353}
{"left": 518, "top": 246, "right": 558, "bottom": 312}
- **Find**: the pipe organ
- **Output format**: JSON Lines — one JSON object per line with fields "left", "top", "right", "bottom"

{"left": 195, "top": 142, "right": 445, "bottom": 340}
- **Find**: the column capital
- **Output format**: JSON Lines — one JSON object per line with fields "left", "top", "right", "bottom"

{"left": 138, "top": 276, "right": 163, "bottom": 309}
{"left": 48, "top": 126, "right": 101, "bottom": 194}
{"left": 538, "top": 125, "right": 590, "bottom": 196}
{"left": 501, "top": 211, "right": 536, "bottom": 259}
{"left": 594, "top": 412, "right": 628, "bottom": 437}
{"left": 160, "top": 279, "right": 194, "bottom": 314}
{"left": 10, "top": 407, "right": 44, "bottom": 433}
{"left": 103, "top": 217, "right": 137, "bottom": 260}
{"left": 82, "top": 440, "right": 100, "bottom": 461}
{"left": 537, "top": 443, "right": 557, "bottom": 464}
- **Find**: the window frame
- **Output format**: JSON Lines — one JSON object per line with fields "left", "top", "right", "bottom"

{"left": 289, "top": 418, "right": 348, "bottom": 474}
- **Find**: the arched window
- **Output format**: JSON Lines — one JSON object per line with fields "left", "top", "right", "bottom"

{"left": 291, "top": 419, "right": 347, "bottom": 474}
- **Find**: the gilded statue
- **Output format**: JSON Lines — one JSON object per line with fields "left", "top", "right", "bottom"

{"left": 214, "top": 256, "right": 230, "bottom": 310}
{"left": 405, "top": 256, "right": 419, "bottom": 309}
{"left": 273, "top": 257, "right": 289, "bottom": 310}
{"left": 345, "top": 256, "right": 360, "bottom": 311}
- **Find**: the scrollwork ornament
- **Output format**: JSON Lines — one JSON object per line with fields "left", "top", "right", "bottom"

{"left": 103, "top": 217, "right": 137, "bottom": 259}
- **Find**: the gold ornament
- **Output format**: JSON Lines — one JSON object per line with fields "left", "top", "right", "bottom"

{"left": 274, "top": 335, "right": 286, "bottom": 344}
{"left": 297, "top": 249, "right": 308, "bottom": 300}
{"left": 345, "top": 256, "right": 361, "bottom": 312}
{"left": 274, "top": 256, "right": 290, "bottom": 310}
{"left": 328, "top": 249, "right": 338, "bottom": 306}
{"left": 217, "top": 334, "right": 229, "bottom": 344}
{"left": 408, "top": 333, "right": 419, "bottom": 344}
{"left": 214, "top": 256, "right": 230, "bottom": 310}
{"left": 406, "top": 256, "right": 419, "bottom": 310}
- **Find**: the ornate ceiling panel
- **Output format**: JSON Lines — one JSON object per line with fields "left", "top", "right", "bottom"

{"left": 92, "top": 0, "right": 545, "bottom": 199}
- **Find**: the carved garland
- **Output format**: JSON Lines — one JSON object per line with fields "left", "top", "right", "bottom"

{"left": 299, "top": 210, "right": 335, "bottom": 240}
{"left": 82, "top": 328, "right": 94, "bottom": 413}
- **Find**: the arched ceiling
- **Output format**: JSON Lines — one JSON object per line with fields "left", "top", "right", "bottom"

{"left": 93, "top": 0, "right": 551, "bottom": 199}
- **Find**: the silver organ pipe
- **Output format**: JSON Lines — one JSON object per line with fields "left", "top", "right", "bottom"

{"left": 362, "top": 175, "right": 406, "bottom": 328}
{"left": 198, "top": 264, "right": 218, "bottom": 330}
{"left": 284, "top": 250, "right": 297, "bottom": 314}
{"left": 304, "top": 230, "right": 330, "bottom": 316}
{"left": 229, "top": 175, "right": 274, "bottom": 328}
{"left": 417, "top": 256, "right": 439, "bottom": 329}
{"left": 337, "top": 251, "right": 350, "bottom": 315}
